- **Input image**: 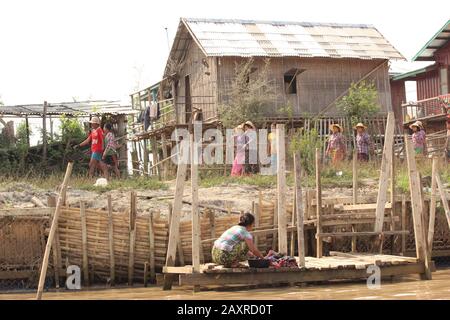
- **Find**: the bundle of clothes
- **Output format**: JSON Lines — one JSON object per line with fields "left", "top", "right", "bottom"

{"left": 137, "top": 101, "right": 161, "bottom": 131}
{"left": 264, "top": 250, "right": 298, "bottom": 269}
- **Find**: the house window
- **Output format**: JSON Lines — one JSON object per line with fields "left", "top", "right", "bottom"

{"left": 284, "top": 74, "right": 297, "bottom": 94}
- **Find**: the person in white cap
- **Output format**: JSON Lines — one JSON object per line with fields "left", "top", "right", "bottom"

{"left": 410, "top": 121, "right": 427, "bottom": 156}
{"left": 74, "top": 116, "right": 108, "bottom": 179}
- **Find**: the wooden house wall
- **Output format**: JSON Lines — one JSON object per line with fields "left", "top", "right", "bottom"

{"left": 435, "top": 41, "right": 450, "bottom": 66}
{"left": 173, "top": 40, "right": 218, "bottom": 124}
{"left": 216, "top": 57, "right": 391, "bottom": 118}
{"left": 416, "top": 69, "right": 440, "bottom": 101}
{"left": 390, "top": 79, "right": 407, "bottom": 126}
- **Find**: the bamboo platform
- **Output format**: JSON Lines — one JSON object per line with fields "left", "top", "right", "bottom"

{"left": 163, "top": 253, "right": 428, "bottom": 288}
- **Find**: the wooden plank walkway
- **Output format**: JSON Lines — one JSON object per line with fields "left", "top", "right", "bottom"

{"left": 163, "top": 253, "right": 428, "bottom": 289}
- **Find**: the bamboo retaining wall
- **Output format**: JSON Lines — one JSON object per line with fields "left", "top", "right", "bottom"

{"left": 1, "top": 195, "right": 450, "bottom": 287}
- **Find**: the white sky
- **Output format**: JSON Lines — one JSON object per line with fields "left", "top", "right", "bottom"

{"left": 0, "top": 0, "right": 449, "bottom": 105}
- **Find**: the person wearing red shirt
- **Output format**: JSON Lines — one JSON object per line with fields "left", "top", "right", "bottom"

{"left": 75, "top": 116, "right": 108, "bottom": 179}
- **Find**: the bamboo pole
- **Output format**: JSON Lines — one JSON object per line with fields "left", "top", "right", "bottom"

{"left": 390, "top": 141, "right": 396, "bottom": 255}
{"left": 276, "top": 124, "right": 287, "bottom": 254}
{"left": 255, "top": 191, "right": 262, "bottom": 248}
{"left": 107, "top": 195, "right": 115, "bottom": 286}
{"left": 374, "top": 112, "right": 395, "bottom": 233}
{"left": 290, "top": 191, "right": 296, "bottom": 257}
{"left": 144, "top": 262, "right": 149, "bottom": 287}
{"left": 315, "top": 148, "right": 323, "bottom": 258}
{"left": 128, "top": 192, "right": 137, "bottom": 285}
{"left": 163, "top": 144, "right": 188, "bottom": 290}
{"left": 36, "top": 162, "right": 73, "bottom": 300}
{"left": 80, "top": 202, "right": 89, "bottom": 286}
{"left": 401, "top": 194, "right": 406, "bottom": 256}
{"left": 435, "top": 172, "right": 450, "bottom": 229}
{"left": 427, "top": 157, "right": 438, "bottom": 257}
{"left": 352, "top": 149, "right": 358, "bottom": 204}
{"left": 404, "top": 136, "right": 432, "bottom": 280}
{"left": 191, "top": 134, "right": 201, "bottom": 272}
{"left": 148, "top": 212, "right": 156, "bottom": 283}
{"left": 293, "top": 153, "right": 305, "bottom": 267}
{"left": 351, "top": 149, "right": 358, "bottom": 252}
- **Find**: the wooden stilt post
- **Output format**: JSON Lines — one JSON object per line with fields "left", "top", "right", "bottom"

{"left": 427, "top": 157, "right": 438, "bottom": 257}
{"left": 293, "top": 153, "right": 305, "bottom": 267}
{"left": 276, "top": 124, "right": 287, "bottom": 255}
{"left": 36, "top": 162, "right": 73, "bottom": 300}
{"left": 117, "top": 114, "right": 128, "bottom": 177}
{"left": 191, "top": 131, "right": 201, "bottom": 272}
{"left": 374, "top": 112, "right": 395, "bottom": 234}
{"left": 80, "top": 202, "right": 89, "bottom": 286}
{"left": 163, "top": 144, "right": 188, "bottom": 290}
{"left": 128, "top": 192, "right": 137, "bottom": 286}
{"left": 107, "top": 195, "right": 115, "bottom": 286}
{"left": 42, "top": 101, "right": 48, "bottom": 164}
{"left": 315, "top": 148, "right": 323, "bottom": 258}
{"left": 143, "top": 139, "right": 149, "bottom": 177}
{"left": 161, "top": 133, "right": 169, "bottom": 180}
{"left": 405, "top": 136, "right": 432, "bottom": 280}
{"left": 25, "top": 115, "right": 30, "bottom": 147}
{"left": 191, "top": 133, "right": 201, "bottom": 293}
{"left": 150, "top": 136, "right": 161, "bottom": 180}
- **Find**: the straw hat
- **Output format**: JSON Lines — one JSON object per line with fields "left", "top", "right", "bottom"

{"left": 353, "top": 122, "right": 367, "bottom": 130}
{"left": 409, "top": 121, "right": 423, "bottom": 130}
{"left": 244, "top": 121, "right": 256, "bottom": 129}
{"left": 89, "top": 116, "right": 101, "bottom": 125}
{"left": 329, "top": 123, "right": 343, "bottom": 132}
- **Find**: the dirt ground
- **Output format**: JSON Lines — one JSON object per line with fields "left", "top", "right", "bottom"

{"left": 0, "top": 179, "right": 380, "bottom": 217}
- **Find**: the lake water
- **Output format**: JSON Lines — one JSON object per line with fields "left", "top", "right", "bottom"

{"left": 1, "top": 268, "right": 449, "bottom": 300}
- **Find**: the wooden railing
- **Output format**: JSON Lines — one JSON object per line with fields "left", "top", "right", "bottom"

{"left": 402, "top": 94, "right": 450, "bottom": 124}
{"left": 151, "top": 98, "right": 176, "bottom": 130}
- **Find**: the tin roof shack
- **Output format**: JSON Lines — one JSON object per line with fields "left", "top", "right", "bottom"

{"left": 0, "top": 100, "right": 134, "bottom": 174}
{"left": 391, "top": 20, "right": 450, "bottom": 130}
{"left": 133, "top": 18, "right": 404, "bottom": 132}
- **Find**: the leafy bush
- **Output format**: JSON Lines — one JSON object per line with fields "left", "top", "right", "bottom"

{"left": 58, "top": 114, "right": 86, "bottom": 145}
{"left": 336, "top": 81, "right": 380, "bottom": 125}
{"left": 289, "top": 128, "right": 323, "bottom": 174}
{"left": 219, "top": 58, "right": 278, "bottom": 128}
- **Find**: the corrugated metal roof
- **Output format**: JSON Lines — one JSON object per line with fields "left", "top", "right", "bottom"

{"left": 413, "top": 19, "right": 450, "bottom": 61}
{"left": 0, "top": 100, "right": 136, "bottom": 116}
{"left": 180, "top": 18, "right": 404, "bottom": 60}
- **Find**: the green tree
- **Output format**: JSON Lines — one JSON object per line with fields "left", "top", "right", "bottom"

{"left": 219, "top": 58, "right": 278, "bottom": 128}
{"left": 336, "top": 81, "right": 380, "bottom": 125}
{"left": 58, "top": 114, "right": 86, "bottom": 145}
{"left": 289, "top": 127, "right": 323, "bottom": 174}
{"left": 16, "top": 120, "right": 31, "bottom": 149}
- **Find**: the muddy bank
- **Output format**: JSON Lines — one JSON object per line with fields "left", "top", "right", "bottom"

{"left": 0, "top": 179, "right": 380, "bottom": 217}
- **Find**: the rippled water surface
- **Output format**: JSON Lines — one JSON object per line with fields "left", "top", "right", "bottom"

{"left": 1, "top": 269, "right": 449, "bottom": 300}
